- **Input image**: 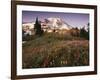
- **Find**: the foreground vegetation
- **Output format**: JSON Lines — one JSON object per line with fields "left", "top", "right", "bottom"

{"left": 22, "top": 33, "right": 89, "bottom": 68}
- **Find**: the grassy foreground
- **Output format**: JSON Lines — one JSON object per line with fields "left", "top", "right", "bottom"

{"left": 22, "top": 33, "right": 89, "bottom": 69}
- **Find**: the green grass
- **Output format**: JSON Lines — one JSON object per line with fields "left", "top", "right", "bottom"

{"left": 22, "top": 33, "right": 89, "bottom": 69}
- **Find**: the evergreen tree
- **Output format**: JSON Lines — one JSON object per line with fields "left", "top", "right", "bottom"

{"left": 80, "top": 27, "right": 88, "bottom": 39}
{"left": 87, "top": 23, "right": 89, "bottom": 40}
{"left": 34, "top": 17, "right": 43, "bottom": 36}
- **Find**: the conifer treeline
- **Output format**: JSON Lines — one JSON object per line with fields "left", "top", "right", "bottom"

{"left": 22, "top": 17, "right": 89, "bottom": 41}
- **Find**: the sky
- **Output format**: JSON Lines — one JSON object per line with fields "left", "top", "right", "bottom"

{"left": 22, "top": 11, "right": 89, "bottom": 28}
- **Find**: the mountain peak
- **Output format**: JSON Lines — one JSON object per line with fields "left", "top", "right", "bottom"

{"left": 43, "top": 17, "right": 72, "bottom": 30}
{"left": 23, "top": 17, "right": 72, "bottom": 30}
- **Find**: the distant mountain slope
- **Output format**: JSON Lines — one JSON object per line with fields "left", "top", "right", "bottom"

{"left": 43, "top": 17, "right": 72, "bottom": 30}
{"left": 22, "top": 17, "right": 72, "bottom": 30}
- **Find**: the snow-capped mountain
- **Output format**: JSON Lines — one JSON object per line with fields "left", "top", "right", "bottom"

{"left": 42, "top": 17, "right": 72, "bottom": 30}
{"left": 22, "top": 22, "right": 34, "bottom": 30}
{"left": 23, "top": 17, "right": 72, "bottom": 30}
{"left": 22, "top": 17, "right": 74, "bottom": 35}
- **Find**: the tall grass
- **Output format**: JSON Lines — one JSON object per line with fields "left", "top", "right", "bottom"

{"left": 22, "top": 33, "right": 89, "bottom": 68}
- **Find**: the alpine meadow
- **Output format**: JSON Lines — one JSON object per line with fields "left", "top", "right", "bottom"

{"left": 22, "top": 11, "right": 89, "bottom": 69}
